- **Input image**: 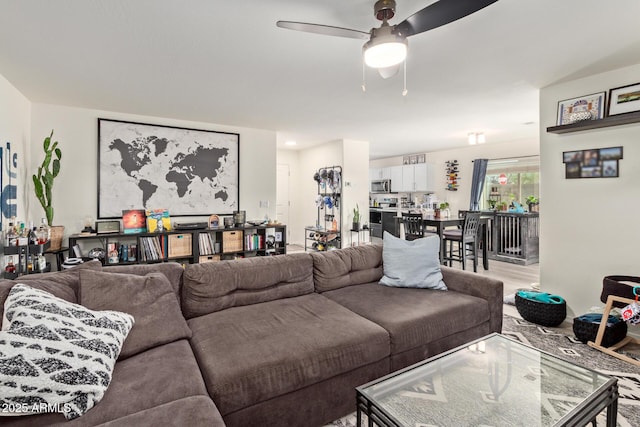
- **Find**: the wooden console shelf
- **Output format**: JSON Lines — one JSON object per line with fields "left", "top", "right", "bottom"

{"left": 546, "top": 111, "right": 640, "bottom": 134}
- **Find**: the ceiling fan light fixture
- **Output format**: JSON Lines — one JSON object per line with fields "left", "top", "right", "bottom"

{"left": 363, "top": 25, "right": 407, "bottom": 69}
{"left": 364, "top": 41, "right": 407, "bottom": 68}
{"left": 468, "top": 132, "right": 486, "bottom": 145}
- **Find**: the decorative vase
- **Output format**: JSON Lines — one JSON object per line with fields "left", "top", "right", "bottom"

{"left": 48, "top": 225, "right": 65, "bottom": 251}
{"left": 434, "top": 209, "right": 441, "bottom": 219}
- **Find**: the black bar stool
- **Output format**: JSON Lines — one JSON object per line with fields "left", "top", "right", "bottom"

{"left": 442, "top": 212, "right": 481, "bottom": 272}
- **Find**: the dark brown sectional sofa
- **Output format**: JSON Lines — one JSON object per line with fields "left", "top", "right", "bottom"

{"left": 1, "top": 244, "right": 503, "bottom": 426}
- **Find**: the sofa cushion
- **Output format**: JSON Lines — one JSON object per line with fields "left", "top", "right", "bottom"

{"left": 78, "top": 269, "right": 192, "bottom": 360}
{"left": 0, "top": 340, "right": 210, "bottom": 426}
{"left": 0, "top": 284, "right": 133, "bottom": 420}
{"left": 188, "top": 293, "right": 389, "bottom": 416}
{"left": 104, "top": 262, "right": 184, "bottom": 301}
{"left": 311, "top": 244, "right": 383, "bottom": 292}
{"left": 323, "top": 282, "right": 490, "bottom": 355}
{"left": 0, "top": 261, "right": 102, "bottom": 325}
{"left": 182, "top": 253, "right": 314, "bottom": 318}
{"left": 379, "top": 232, "right": 447, "bottom": 290}
{"left": 95, "top": 396, "right": 225, "bottom": 427}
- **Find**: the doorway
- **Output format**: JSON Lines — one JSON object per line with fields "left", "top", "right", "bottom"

{"left": 276, "top": 164, "right": 290, "bottom": 242}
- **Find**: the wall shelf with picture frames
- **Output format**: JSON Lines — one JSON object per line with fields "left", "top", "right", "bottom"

{"left": 546, "top": 110, "right": 640, "bottom": 134}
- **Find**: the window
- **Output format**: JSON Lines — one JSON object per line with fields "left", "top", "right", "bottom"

{"left": 482, "top": 156, "right": 540, "bottom": 210}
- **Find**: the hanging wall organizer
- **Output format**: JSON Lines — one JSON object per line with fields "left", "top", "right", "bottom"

{"left": 445, "top": 160, "right": 459, "bottom": 191}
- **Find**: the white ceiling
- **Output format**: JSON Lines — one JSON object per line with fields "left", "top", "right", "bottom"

{"left": 1, "top": 0, "right": 640, "bottom": 159}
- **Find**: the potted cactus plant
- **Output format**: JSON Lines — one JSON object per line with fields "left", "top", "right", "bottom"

{"left": 352, "top": 204, "right": 361, "bottom": 231}
{"left": 32, "top": 130, "right": 64, "bottom": 250}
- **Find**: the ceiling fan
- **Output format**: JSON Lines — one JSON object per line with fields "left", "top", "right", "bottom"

{"left": 277, "top": 0, "right": 498, "bottom": 79}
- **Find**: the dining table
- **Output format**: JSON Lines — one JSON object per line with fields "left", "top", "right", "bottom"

{"left": 422, "top": 215, "right": 489, "bottom": 270}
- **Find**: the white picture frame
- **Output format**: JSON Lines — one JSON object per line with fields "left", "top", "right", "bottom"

{"left": 556, "top": 92, "right": 606, "bottom": 125}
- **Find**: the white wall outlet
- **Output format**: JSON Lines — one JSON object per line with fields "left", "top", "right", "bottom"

{"left": 260, "top": 200, "right": 270, "bottom": 208}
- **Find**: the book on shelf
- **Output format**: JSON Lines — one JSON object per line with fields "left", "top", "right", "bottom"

{"left": 139, "top": 236, "right": 165, "bottom": 261}
{"left": 244, "top": 233, "right": 264, "bottom": 251}
{"left": 198, "top": 232, "right": 216, "bottom": 255}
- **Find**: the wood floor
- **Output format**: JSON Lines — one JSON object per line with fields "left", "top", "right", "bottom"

{"left": 446, "top": 258, "right": 540, "bottom": 319}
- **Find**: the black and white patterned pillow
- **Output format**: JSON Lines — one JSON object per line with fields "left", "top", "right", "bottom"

{"left": 0, "top": 284, "right": 134, "bottom": 419}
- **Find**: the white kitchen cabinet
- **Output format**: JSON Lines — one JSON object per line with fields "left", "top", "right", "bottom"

{"left": 391, "top": 164, "right": 436, "bottom": 192}
{"left": 401, "top": 166, "right": 414, "bottom": 192}
{"left": 369, "top": 167, "right": 380, "bottom": 182}
{"left": 413, "top": 163, "right": 435, "bottom": 192}
{"left": 369, "top": 167, "right": 391, "bottom": 181}
{"left": 389, "top": 166, "right": 403, "bottom": 192}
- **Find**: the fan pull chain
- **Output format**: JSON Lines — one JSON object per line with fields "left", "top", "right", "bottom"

{"left": 362, "top": 58, "right": 367, "bottom": 92}
{"left": 402, "top": 59, "right": 408, "bottom": 96}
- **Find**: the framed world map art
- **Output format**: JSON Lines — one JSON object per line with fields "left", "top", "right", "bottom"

{"left": 98, "top": 119, "right": 239, "bottom": 218}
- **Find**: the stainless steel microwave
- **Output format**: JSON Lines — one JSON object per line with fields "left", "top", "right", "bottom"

{"left": 371, "top": 179, "right": 391, "bottom": 193}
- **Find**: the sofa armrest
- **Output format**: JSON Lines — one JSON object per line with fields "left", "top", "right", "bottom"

{"left": 441, "top": 266, "right": 503, "bottom": 333}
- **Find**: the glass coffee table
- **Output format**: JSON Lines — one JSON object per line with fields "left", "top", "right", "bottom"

{"left": 357, "top": 333, "right": 618, "bottom": 427}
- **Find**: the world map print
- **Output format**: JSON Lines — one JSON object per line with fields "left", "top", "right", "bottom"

{"left": 98, "top": 120, "right": 239, "bottom": 218}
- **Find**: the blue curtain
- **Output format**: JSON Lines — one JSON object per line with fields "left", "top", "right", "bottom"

{"left": 469, "top": 159, "right": 488, "bottom": 211}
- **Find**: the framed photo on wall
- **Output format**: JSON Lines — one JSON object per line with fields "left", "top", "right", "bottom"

{"left": 98, "top": 119, "right": 239, "bottom": 218}
{"left": 556, "top": 92, "right": 606, "bottom": 125}
{"left": 562, "top": 146, "right": 622, "bottom": 179}
{"left": 608, "top": 82, "right": 640, "bottom": 116}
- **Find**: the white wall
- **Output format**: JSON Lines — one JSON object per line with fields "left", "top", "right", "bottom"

{"left": 342, "top": 139, "right": 370, "bottom": 245}
{"left": 540, "top": 63, "right": 640, "bottom": 317}
{"left": 0, "top": 74, "right": 30, "bottom": 232}
{"left": 29, "top": 103, "right": 277, "bottom": 237}
{"left": 371, "top": 139, "right": 539, "bottom": 214}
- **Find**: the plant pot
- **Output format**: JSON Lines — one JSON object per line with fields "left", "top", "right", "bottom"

{"left": 49, "top": 225, "right": 65, "bottom": 251}
{"left": 352, "top": 222, "right": 360, "bottom": 231}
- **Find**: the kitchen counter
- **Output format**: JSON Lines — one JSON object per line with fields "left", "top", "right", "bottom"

{"left": 370, "top": 207, "right": 416, "bottom": 238}
{"left": 369, "top": 207, "right": 414, "bottom": 213}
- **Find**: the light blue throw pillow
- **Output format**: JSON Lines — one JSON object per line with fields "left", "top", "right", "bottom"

{"left": 379, "top": 231, "right": 447, "bottom": 290}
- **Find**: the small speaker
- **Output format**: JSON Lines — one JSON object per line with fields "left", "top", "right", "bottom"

{"left": 96, "top": 220, "right": 120, "bottom": 234}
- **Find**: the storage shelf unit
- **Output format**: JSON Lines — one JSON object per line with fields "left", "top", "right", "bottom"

{"left": 304, "top": 227, "right": 340, "bottom": 252}
{"left": 69, "top": 224, "right": 287, "bottom": 266}
{"left": 307, "top": 165, "right": 342, "bottom": 252}
{"left": 3, "top": 241, "right": 51, "bottom": 278}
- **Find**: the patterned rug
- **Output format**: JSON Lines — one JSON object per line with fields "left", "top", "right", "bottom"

{"left": 327, "top": 315, "right": 640, "bottom": 427}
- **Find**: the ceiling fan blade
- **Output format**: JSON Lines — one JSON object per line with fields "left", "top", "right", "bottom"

{"left": 277, "top": 21, "right": 370, "bottom": 40}
{"left": 396, "top": 0, "right": 499, "bottom": 37}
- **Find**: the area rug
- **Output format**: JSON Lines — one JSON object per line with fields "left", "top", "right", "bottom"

{"left": 327, "top": 315, "right": 640, "bottom": 427}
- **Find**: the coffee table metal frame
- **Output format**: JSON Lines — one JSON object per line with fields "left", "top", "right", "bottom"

{"left": 356, "top": 333, "right": 618, "bottom": 427}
